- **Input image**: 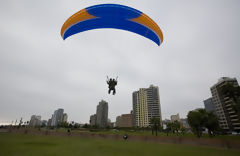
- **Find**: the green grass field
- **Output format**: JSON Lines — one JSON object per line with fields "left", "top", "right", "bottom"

{"left": 0, "top": 133, "right": 240, "bottom": 156}
{"left": 88, "top": 129, "right": 240, "bottom": 140}
{"left": 54, "top": 128, "right": 240, "bottom": 140}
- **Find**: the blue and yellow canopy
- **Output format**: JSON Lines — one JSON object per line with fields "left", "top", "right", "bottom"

{"left": 61, "top": 4, "right": 163, "bottom": 46}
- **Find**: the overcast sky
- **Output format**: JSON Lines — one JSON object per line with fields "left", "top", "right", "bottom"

{"left": 0, "top": 0, "right": 240, "bottom": 124}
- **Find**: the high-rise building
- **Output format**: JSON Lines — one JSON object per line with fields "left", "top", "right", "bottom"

{"left": 171, "top": 113, "right": 180, "bottom": 122}
{"left": 133, "top": 88, "right": 148, "bottom": 127}
{"left": 29, "top": 115, "right": 41, "bottom": 127}
{"left": 204, "top": 97, "right": 216, "bottom": 113}
{"left": 51, "top": 108, "right": 64, "bottom": 126}
{"left": 116, "top": 116, "right": 121, "bottom": 127}
{"left": 210, "top": 77, "right": 240, "bottom": 132}
{"left": 132, "top": 85, "right": 162, "bottom": 127}
{"left": 115, "top": 111, "right": 133, "bottom": 127}
{"left": 62, "top": 113, "right": 68, "bottom": 123}
{"left": 146, "top": 85, "right": 162, "bottom": 124}
{"left": 47, "top": 118, "right": 52, "bottom": 127}
{"left": 96, "top": 100, "right": 108, "bottom": 128}
{"left": 90, "top": 114, "right": 97, "bottom": 126}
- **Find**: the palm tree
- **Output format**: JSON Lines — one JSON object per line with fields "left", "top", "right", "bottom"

{"left": 150, "top": 117, "right": 160, "bottom": 136}
{"left": 172, "top": 120, "right": 180, "bottom": 135}
{"left": 166, "top": 122, "right": 173, "bottom": 136}
{"left": 180, "top": 126, "right": 186, "bottom": 135}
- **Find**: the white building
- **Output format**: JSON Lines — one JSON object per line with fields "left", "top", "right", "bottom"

{"left": 171, "top": 113, "right": 180, "bottom": 122}
{"left": 62, "top": 113, "right": 68, "bottom": 123}
{"left": 132, "top": 85, "right": 162, "bottom": 127}
{"left": 29, "top": 115, "right": 41, "bottom": 127}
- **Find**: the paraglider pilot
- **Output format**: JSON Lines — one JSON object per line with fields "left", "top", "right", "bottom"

{"left": 107, "top": 76, "right": 118, "bottom": 95}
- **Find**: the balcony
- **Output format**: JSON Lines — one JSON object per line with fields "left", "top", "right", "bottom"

{"left": 226, "top": 107, "right": 233, "bottom": 111}
{"left": 229, "top": 111, "right": 235, "bottom": 114}
{"left": 231, "top": 118, "right": 239, "bottom": 122}
{"left": 230, "top": 114, "right": 237, "bottom": 118}
{"left": 225, "top": 103, "right": 232, "bottom": 107}
{"left": 232, "top": 123, "right": 240, "bottom": 126}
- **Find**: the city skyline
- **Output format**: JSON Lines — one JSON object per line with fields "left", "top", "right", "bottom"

{"left": 1, "top": 78, "right": 240, "bottom": 125}
{"left": 2, "top": 77, "right": 240, "bottom": 127}
{"left": 1, "top": 0, "right": 240, "bottom": 124}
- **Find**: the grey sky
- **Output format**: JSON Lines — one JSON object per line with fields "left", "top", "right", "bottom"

{"left": 0, "top": 0, "right": 240, "bottom": 124}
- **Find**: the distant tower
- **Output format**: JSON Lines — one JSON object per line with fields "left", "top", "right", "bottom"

{"left": 210, "top": 77, "right": 240, "bottom": 132}
{"left": 132, "top": 85, "right": 162, "bottom": 127}
{"left": 62, "top": 113, "right": 68, "bottom": 123}
{"left": 29, "top": 115, "right": 41, "bottom": 127}
{"left": 170, "top": 113, "right": 180, "bottom": 122}
{"left": 96, "top": 100, "right": 108, "bottom": 128}
{"left": 90, "top": 114, "right": 97, "bottom": 126}
{"left": 51, "top": 108, "right": 64, "bottom": 126}
{"left": 133, "top": 89, "right": 148, "bottom": 127}
{"left": 204, "top": 97, "right": 216, "bottom": 114}
{"left": 145, "top": 85, "right": 162, "bottom": 125}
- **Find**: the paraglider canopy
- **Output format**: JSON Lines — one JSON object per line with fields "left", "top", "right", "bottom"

{"left": 61, "top": 4, "right": 163, "bottom": 46}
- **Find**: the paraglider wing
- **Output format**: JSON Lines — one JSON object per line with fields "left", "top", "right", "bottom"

{"left": 61, "top": 4, "right": 163, "bottom": 46}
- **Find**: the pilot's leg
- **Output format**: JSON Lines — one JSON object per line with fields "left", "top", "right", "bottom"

{"left": 113, "top": 88, "right": 116, "bottom": 95}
